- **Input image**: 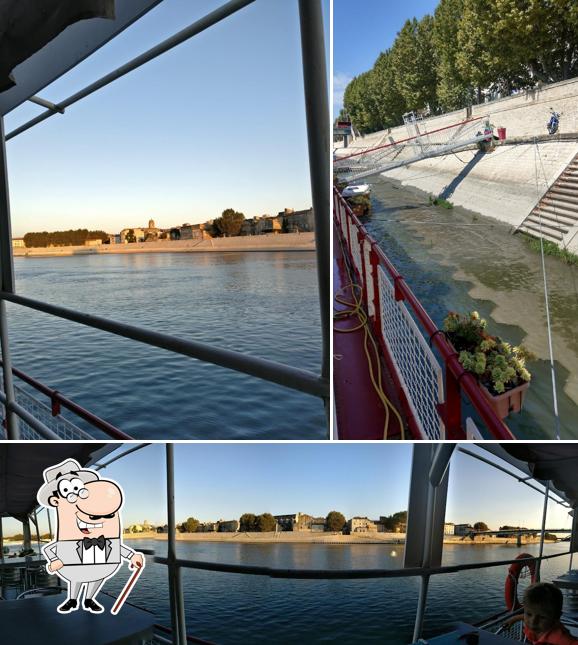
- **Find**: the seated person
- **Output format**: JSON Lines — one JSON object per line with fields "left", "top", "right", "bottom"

{"left": 506, "top": 582, "right": 578, "bottom": 644}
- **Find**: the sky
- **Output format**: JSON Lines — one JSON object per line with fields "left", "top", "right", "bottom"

{"left": 333, "top": 0, "right": 439, "bottom": 117}
{"left": 3, "top": 0, "right": 329, "bottom": 237}
{"left": 5, "top": 443, "right": 573, "bottom": 537}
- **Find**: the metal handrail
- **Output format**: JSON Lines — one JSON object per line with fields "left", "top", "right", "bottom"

{"left": 334, "top": 188, "right": 513, "bottom": 440}
{"left": 153, "top": 550, "right": 569, "bottom": 580}
{"left": 5, "top": 0, "right": 256, "bottom": 141}
{"left": 0, "top": 360, "right": 131, "bottom": 440}
{"left": 0, "top": 292, "right": 328, "bottom": 400}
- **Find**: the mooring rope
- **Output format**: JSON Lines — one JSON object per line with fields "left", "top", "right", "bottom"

{"left": 533, "top": 138, "right": 561, "bottom": 440}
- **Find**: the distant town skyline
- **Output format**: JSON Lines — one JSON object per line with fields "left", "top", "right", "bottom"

{"left": 4, "top": 0, "right": 329, "bottom": 237}
{"left": 3, "top": 444, "right": 572, "bottom": 538}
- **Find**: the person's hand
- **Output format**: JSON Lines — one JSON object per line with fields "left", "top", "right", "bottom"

{"left": 130, "top": 552, "right": 144, "bottom": 569}
{"left": 48, "top": 559, "right": 64, "bottom": 572}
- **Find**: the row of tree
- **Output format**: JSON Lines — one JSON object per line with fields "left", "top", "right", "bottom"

{"left": 381, "top": 511, "right": 408, "bottom": 531}
{"left": 342, "top": 0, "right": 578, "bottom": 134}
{"left": 175, "top": 511, "right": 350, "bottom": 534}
{"left": 23, "top": 229, "right": 108, "bottom": 248}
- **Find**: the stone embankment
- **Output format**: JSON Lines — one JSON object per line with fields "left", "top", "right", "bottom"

{"left": 123, "top": 532, "right": 555, "bottom": 545}
{"left": 123, "top": 531, "right": 406, "bottom": 544}
{"left": 13, "top": 232, "right": 316, "bottom": 257}
{"left": 337, "top": 77, "right": 578, "bottom": 251}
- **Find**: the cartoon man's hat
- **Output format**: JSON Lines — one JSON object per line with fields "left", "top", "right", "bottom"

{"left": 37, "top": 458, "right": 99, "bottom": 507}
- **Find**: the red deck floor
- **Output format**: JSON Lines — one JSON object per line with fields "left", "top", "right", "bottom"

{"left": 333, "top": 226, "right": 407, "bottom": 440}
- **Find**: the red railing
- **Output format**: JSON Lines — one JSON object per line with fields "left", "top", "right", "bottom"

{"left": 334, "top": 187, "right": 514, "bottom": 440}
{"left": 0, "top": 360, "right": 132, "bottom": 440}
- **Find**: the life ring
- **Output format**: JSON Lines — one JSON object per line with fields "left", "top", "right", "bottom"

{"left": 505, "top": 552, "right": 537, "bottom": 611}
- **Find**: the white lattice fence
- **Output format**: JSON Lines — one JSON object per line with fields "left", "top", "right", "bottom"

{"left": 349, "top": 221, "right": 363, "bottom": 280}
{"left": 12, "top": 385, "right": 93, "bottom": 440}
{"left": 377, "top": 266, "right": 444, "bottom": 439}
{"left": 363, "top": 239, "right": 375, "bottom": 318}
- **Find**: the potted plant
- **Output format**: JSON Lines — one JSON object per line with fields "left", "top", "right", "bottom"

{"left": 443, "top": 311, "right": 534, "bottom": 419}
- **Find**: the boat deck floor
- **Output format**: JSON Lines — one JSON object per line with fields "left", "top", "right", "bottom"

{"left": 333, "top": 225, "right": 407, "bottom": 440}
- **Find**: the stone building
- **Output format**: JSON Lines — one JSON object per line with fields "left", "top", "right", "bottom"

{"left": 346, "top": 517, "right": 378, "bottom": 534}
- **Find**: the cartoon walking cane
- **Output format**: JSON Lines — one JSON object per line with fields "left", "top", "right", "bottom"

{"left": 37, "top": 459, "right": 145, "bottom": 614}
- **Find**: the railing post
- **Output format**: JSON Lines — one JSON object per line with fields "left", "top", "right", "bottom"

{"left": 298, "top": 0, "right": 329, "bottom": 426}
{"left": 0, "top": 117, "right": 18, "bottom": 439}
{"left": 441, "top": 368, "right": 462, "bottom": 439}
{"left": 357, "top": 232, "right": 369, "bottom": 308}
{"left": 369, "top": 243, "right": 382, "bottom": 335}
{"left": 166, "top": 444, "right": 187, "bottom": 645}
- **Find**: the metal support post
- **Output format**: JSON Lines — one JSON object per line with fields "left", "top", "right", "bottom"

{"left": 0, "top": 118, "right": 18, "bottom": 439}
{"left": 47, "top": 506, "right": 53, "bottom": 540}
{"left": 413, "top": 575, "right": 431, "bottom": 643}
{"left": 33, "top": 510, "right": 41, "bottom": 556}
{"left": 23, "top": 517, "right": 31, "bottom": 552}
{"left": 536, "top": 481, "right": 550, "bottom": 581}
{"left": 298, "top": 0, "right": 330, "bottom": 399}
{"left": 166, "top": 444, "right": 187, "bottom": 645}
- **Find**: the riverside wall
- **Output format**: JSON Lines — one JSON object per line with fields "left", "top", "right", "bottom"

{"left": 339, "top": 77, "right": 578, "bottom": 247}
{"left": 13, "top": 232, "right": 316, "bottom": 257}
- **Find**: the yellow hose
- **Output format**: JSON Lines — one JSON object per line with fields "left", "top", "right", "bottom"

{"left": 333, "top": 233, "right": 405, "bottom": 440}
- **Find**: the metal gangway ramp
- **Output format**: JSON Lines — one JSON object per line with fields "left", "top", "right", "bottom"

{"left": 334, "top": 114, "right": 494, "bottom": 183}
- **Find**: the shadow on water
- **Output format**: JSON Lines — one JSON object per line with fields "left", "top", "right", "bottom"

{"left": 365, "top": 176, "right": 578, "bottom": 439}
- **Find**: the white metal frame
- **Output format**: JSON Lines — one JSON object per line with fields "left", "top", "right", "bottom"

{"left": 0, "top": 0, "right": 330, "bottom": 439}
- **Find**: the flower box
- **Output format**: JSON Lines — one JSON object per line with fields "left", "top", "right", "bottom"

{"left": 481, "top": 381, "right": 530, "bottom": 419}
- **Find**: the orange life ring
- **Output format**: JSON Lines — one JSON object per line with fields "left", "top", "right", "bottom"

{"left": 505, "top": 552, "right": 537, "bottom": 611}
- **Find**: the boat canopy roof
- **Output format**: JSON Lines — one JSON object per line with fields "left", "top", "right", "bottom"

{"left": 486, "top": 444, "right": 578, "bottom": 509}
{"left": 0, "top": 0, "right": 162, "bottom": 116}
{"left": 0, "top": 444, "right": 111, "bottom": 521}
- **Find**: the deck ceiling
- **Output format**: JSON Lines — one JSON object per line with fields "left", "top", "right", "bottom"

{"left": 484, "top": 444, "right": 578, "bottom": 509}
{"left": 0, "top": 444, "right": 111, "bottom": 520}
{"left": 0, "top": 0, "right": 162, "bottom": 117}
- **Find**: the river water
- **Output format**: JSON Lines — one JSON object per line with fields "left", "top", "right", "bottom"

{"left": 100, "top": 539, "right": 573, "bottom": 644}
{"left": 364, "top": 177, "right": 578, "bottom": 439}
{"left": 6, "top": 252, "right": 324, "bottom": 439}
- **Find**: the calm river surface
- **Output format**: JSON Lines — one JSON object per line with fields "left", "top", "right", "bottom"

{"left": 101, "top": 539, "right": 573, "bottom": 644}
{"left": 366, "top": 177, "right": 578, "bottom": 439}
{"left": 8, "top": 252, "right": 324, "bottom": 439}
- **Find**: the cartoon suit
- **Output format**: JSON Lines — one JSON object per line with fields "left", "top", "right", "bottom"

{"left": 37, "top": 458, "right": 144, "bottom": 614}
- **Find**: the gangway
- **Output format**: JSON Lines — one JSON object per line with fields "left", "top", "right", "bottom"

{"left": 334, "top": 115, "right": 494, "bottom": 183}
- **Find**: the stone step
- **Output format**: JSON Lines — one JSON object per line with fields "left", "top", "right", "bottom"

{"left": 519, "top": 223, "right": 564, "bottom": 242}
{"left": 524, "top": 216, "right": 568, "bottom": 235}
{"left": 537, "top": 200, "right": 578, "bottom": 220}
{"left": 533, "top": 207, "right": 578, "bottom": 229}
{"left": 557, "top": 177, "right": 578, "bottom": 188}
{"left": 548, "top": 186, "right": 578, "bottom": 200}
{"left": 544, "top": 191, "right": 578, "bottom": 207}
{"left": 536, "top": 193, "right": 578, "bottom": 211}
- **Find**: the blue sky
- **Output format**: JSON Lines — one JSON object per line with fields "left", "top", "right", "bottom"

{"left": 4, "top": 0, "right": 329, "bottom": 237}
{"left": 333, "top": 0, "right": 438, "bottom": 116}
{"left": 7, "top": 444, "right": 572, "bottom": 537}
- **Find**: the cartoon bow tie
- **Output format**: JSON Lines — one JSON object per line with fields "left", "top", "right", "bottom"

{"left": 83, "top": 536, "right": 106, "bottom": 550}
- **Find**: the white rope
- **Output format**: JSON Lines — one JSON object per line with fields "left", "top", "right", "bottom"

{"left": 534, "top": 138, "right": 561, "bottom": 440}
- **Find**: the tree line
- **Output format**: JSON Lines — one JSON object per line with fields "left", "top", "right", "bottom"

{"left": 23, "top": 229, "right": 108, "bottom": 248}
{"left": 342, "top": 0, "right": 578, "bottom": 134}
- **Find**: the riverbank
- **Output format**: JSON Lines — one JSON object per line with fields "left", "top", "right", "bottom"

{"left": 121, "top": 532, "right": 556, "bottom": 545}
{"left": 122, "top": 531, "right": 406, "bottom": 544}
{"left": 13, "top": 232, "right": 316, "bottom": 257}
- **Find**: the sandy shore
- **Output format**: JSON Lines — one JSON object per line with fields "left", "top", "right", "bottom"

{"left": 122, "top": 531, "right": 406, "bottom": 545}
{"left": 13, "top": 232, "right": 316, "bottom": 257}
{"left": 121, "top": 532, "right": 555, "bottom": 545}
